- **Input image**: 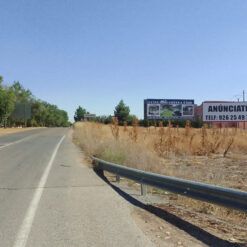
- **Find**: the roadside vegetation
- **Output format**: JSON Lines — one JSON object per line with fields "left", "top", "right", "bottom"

{"left": 74, "top": 121, "right": 247, "bottom": 241}
{"left": 73, "top": 121, "right": 247, "bottom": 190}
{"left": 73, "top": 100, "right": 247, "bottom": 243}
{"left": 0, "top": 75, "right": 69, "bottom": 127}
{"left": 73, "top": 99, "right": 247, "bottom": 190}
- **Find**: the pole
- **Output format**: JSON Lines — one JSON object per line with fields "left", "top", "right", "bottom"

{"left": 244, "top": 90, "right": 246, "bottom": 130}
{"left": 141, "top": 184, "right": 147, "bottom": 196}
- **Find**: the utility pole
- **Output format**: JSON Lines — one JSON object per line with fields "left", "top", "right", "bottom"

{"left": 244, "top": 90, "right": 246, "bottom": 130}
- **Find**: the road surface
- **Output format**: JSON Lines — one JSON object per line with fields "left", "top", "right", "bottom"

{"left": 0, "top": 128, "right": 154, "bottom": 247}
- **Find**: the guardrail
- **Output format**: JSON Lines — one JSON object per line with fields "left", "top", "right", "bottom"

{"left": 92, "top": 157, "right": 247, "bottom": 212}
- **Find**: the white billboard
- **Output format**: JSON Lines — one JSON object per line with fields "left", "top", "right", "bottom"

{"left": 203, "top": 102, "right": 247, "bottom": 122}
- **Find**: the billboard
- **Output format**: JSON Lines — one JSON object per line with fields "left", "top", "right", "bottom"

{"left": 11, "top": 103, "right": 31, "bottom": 121}
{"left": 144, "top": 99, "right": 195, "bottom": 120}
{"left": 203, "top": 102, "right": 247, "bottom": 122}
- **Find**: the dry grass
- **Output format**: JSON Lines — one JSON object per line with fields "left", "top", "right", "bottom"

{"left": 0, "top": 127, "right": 38, "bottom": 137}
{"left": 73, "top": 122, "right": 247, "bottom": 189}
{"left": 73, "top": 121, "right": 247, "bottom": 241}
{"left": 73, "top": 122, "right": 161, "bottom": 171}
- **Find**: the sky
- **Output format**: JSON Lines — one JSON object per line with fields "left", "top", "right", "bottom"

{"left": 0, "top": 0, "right": 247, "bottom": 121}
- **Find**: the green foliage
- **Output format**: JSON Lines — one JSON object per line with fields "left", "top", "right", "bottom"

{"left": 0, "top": 86, "right": 15, "bottom": 127}
{"left": 126, "top": 114, "right": 138, "bottom": 125}
{"left": 114, "top": 100, "right": 130, "bottom": 124}
{"left": 0, "top": 75, "right": 69, "bottom": 127}
{"left": 10, "top": 81, "right": 33, "bottom": 103}
{"left": 95, "top": 115, "right": 112, "bottom": 124}
{"left": 138, "top": 119, "right": 203, "bottom": 128}
{"left": 74, "top": 106, "right": 86, "bottom": 122}
{"left": 191, "top": 118, "right": 203, "bottom": 128}
{"left": 101, "top": 148, "right": 126, "bottom": 164}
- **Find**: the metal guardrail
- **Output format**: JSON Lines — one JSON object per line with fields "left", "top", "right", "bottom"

{"left": 92, "top": 157, "right": 247, "bottom": 212}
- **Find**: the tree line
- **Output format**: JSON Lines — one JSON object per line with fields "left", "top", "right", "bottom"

{"left": 0, "top": 75, "right": 69, "bottom": 127}
{"left": 74, "top": 100, "right": 137, "bottom": 124}
{"left": 74, "top": 99, "right": 203, "bottom": 128}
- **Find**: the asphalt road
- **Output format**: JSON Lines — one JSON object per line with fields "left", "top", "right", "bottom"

{"left": 0, "top": 128, "right": 154, "bottom": 247}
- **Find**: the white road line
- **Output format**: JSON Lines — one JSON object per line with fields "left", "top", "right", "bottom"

{"left": 0, "top": 135, "right": 33, "bottom": 150}
{"left": 13, "top": 135, "right": 65, "bottom": 247}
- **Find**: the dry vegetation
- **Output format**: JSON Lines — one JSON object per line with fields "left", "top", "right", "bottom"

{"left": 73, "top": 121, "right": 247, "bottom": 190}
{"left": 73, "top": 121, "right": 247, "bottom": 242}
{"left": 0, "top": 127, "right": 38, "bottom": 137}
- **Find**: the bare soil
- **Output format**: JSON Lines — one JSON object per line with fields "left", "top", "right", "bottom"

{"left": 159, "top": 154, "right": 247, "bottom": 191}
{"left": 132, "top": 208, "right": 205, "bottom": 247}
{"left": 105, "top": 175, "right": 247, "bottom": 246}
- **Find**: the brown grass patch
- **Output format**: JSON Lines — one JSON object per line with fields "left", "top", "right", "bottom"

{"left": 73, "top": 122, "right": 247, "bottom": 189}
{"left": 0, "top": 127, "right": 39, "bottom": 137}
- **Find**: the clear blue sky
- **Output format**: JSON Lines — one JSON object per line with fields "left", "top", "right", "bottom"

{"left": 1, "top": 0, "right": 247, "bottom": 120}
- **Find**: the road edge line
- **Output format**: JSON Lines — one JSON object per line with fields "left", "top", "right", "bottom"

{"left": 13, "top": 135, "right": 66, "bottom": 247}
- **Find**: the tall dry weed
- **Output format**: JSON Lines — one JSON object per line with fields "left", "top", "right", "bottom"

{"left": 184, "top": 120, "right": 191, "bottom": 137}
{"left": 128, "top": 117, "right": 139, "bottom": 142}
{"left": 74, "top": 122, "right": 246, "bottom": 176}
{"left": 111, "top": 117, "right": 119, "bottom": 141}
{"left": 73, "top": 122, "right": 161, "bottom": 172}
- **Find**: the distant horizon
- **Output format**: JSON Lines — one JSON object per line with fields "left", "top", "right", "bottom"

{"left": 1, "top": 1, "right": 247, "bottom": 121}
{"left": 1, "top": 76, "right": 246, "bottom": 120}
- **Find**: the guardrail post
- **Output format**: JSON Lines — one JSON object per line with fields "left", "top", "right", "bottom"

{"left": 141, "top": 184, "right": 147, "bottom": 196}
{"left": 116, "top": 175, "right": 120, "bottom": 183}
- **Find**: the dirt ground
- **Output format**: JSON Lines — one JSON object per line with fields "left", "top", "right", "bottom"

{"left": 155, "top": 202, "right": 247, "bottom": 246}
{"left": 104, "top": 175, "right": 247, "bottom": 247}
{"left": 132, "top": 205, "right": 247, "bottom": 247}
{"left": 159, "top": 153, "right": 247, "bottom": 191}
{"left": 132, "top": 208, "right": 205, "bottom": 247}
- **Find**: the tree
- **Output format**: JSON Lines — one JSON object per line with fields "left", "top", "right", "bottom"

{"left": 0, "top": 76, "right": 16, "bottom": 127}
{"left": 127, "top": 114, "right": 138, "bottom": 125}
{"left": 0, "top": 75, "right": 69, "bottom": 127}
{"left": 8, "top": 82, "right": 33, "bottom": 126}
{"left": 0, "top": 87, "right": 15, "bottom": 127}
{"left": 10, "top": 81, "right": 33, "bottom": 103}
{"left": 31, "top": 101, "right": 48, "bottom": 126}
{"left": 74, "top": 106, "right": 86, "bottom": 122}
{"left": 114, "top": 100, "right": 130, "bottom": 123}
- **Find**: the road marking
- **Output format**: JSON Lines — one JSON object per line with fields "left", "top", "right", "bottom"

{"left": 0, "top": 135, "right": 34, "bottom": 151}
{"left": 13, "top": 135, "right": 65, "bottom": 247}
